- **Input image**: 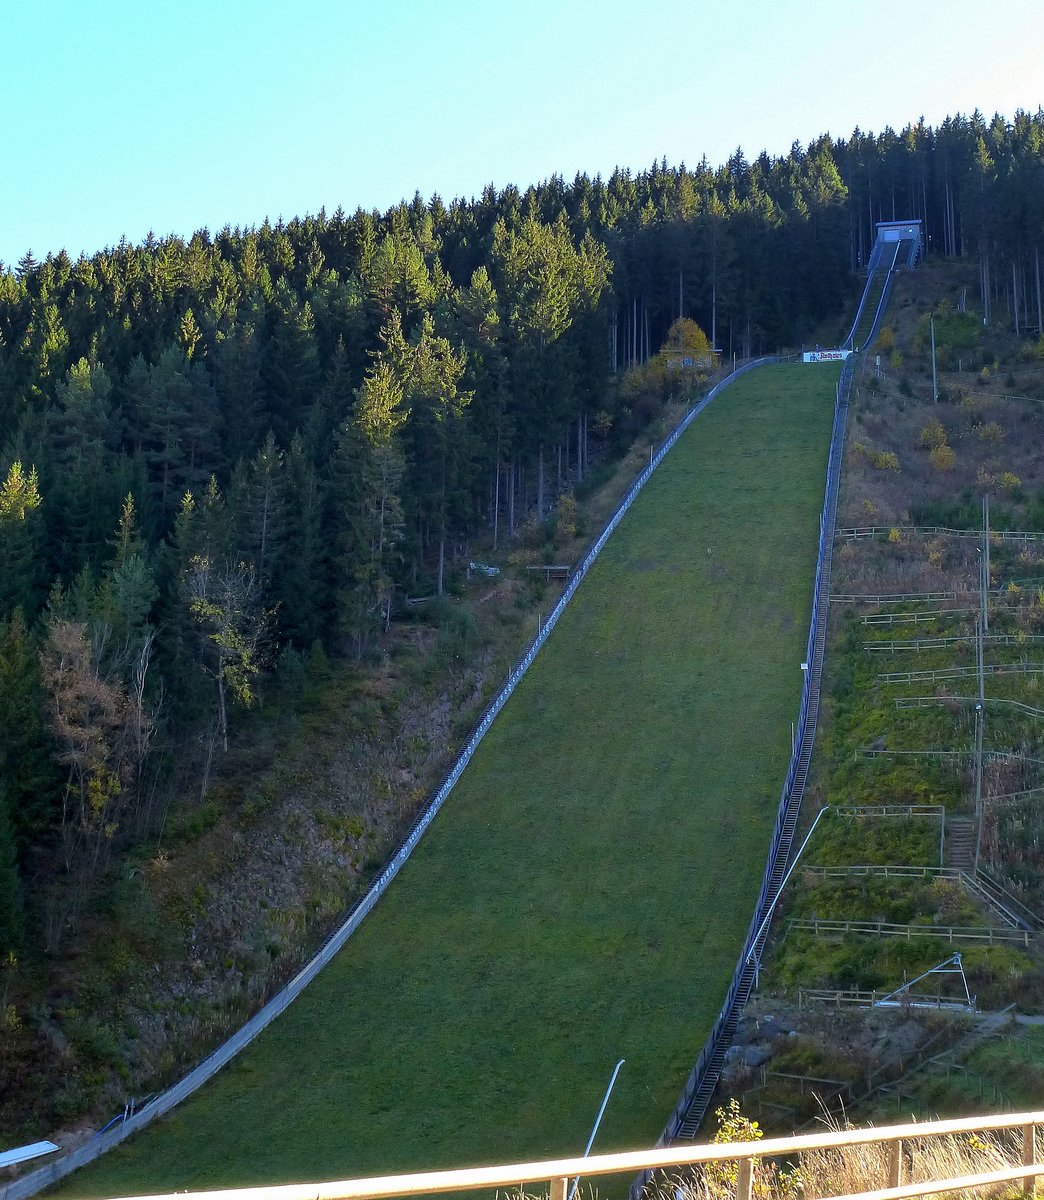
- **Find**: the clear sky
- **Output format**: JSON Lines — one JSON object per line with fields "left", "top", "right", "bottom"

{"left": 3, "top": 0, "right": 1043, "bottom": 266}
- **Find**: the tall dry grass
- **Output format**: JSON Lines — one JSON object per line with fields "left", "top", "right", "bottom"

{"left": 653, "top": 1109, "right": 1035, "bottom": 1200}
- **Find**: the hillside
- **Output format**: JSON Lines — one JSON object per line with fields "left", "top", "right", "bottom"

{"left": 2, "top": 108, "right": 1043, "bottom": 1176}
{"left": 713, "top": 259, "right": 1044, "bottom": 1129}
{"left": 46, "top": 362, "right": 839, "bottom": 1196}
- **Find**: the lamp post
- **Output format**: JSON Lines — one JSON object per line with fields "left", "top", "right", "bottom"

{"left": 568, "top": 1059, "right": 625, "bottom": 1200}
{"left": 930, "top": 312, "right": 939, "bottom": 403}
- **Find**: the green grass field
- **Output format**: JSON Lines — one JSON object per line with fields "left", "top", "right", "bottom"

{"left": 64, "top": 363, "right": 840, "bottom": 1198}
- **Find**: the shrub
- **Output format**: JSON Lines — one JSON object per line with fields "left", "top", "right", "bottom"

{"left": 977, "top": 421, "right": 1004, "bottom": 446}
{"left": 875, "top": 327, "right": 896, "bottom": 354}
{"left": 869, "top": 449, "right": 900, "bottom": 471}
{"left": 591, "top": 409, "right": 613, "bottom": 439}
{"left": 929, "top": 445, "right": 956, "bottom": 471}
{"left": 554, "top": 490, "right": 577, "bottom": 541}
{"left": 919, "top": 419, "right": 947, "bottom": 450}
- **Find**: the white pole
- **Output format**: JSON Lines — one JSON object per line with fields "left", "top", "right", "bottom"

{"left": 930, "top": 313, "right": 938, "bottom": 402}
{"left": 747, "top": 805, "right": 832, "bottom": 985}
{"left": 568, "top": 1060, "right": 626, "bottom": 1200}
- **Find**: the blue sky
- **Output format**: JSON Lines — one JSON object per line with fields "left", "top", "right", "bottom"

{"left": 3, "top": 0, "right": 1043, "bottom": 266}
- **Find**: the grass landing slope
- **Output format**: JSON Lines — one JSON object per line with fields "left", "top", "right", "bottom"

{"left": 66, "top": 363, "right": 840, "bottom": 1197}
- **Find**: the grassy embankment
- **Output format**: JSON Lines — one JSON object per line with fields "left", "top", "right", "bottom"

{"left": 730, "top": 263, "right": 1044, "bottom": 1131}
{"left": 63, "top": 363, "right": 840, "bottom": 1198}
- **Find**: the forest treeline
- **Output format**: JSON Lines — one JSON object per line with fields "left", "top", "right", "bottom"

{"left": 2, "top": 108, "right": 1043, "bottom": 956}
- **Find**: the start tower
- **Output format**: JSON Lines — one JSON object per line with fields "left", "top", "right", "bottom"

{"left": 870, "top": 219, "right": 923, "bottom": 271}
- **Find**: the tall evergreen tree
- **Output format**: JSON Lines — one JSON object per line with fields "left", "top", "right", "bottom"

{"left": 332, "top": 359, "right": 406, "bottom": 654}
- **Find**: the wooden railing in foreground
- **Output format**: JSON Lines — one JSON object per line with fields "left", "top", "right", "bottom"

{"left": 93, "top": 1110, "right": 1044, "bottom": 1200}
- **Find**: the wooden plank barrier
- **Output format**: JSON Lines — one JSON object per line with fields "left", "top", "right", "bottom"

{"left": 82, "top": 1110, "right": 1044, "bottom": 1200}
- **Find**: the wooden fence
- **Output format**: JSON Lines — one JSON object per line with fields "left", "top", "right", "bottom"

{"left": 787, "top": 917, "right": 1032, "bottom": 946}
{"left": 830, "top": 591, "right": 957, "bottom": 604}
{"left": 79, "top": 1109, "right": 1044, "bottom": 1200}
{"left": 877, "top": 662, "right": 1044, "bottom": 684}
{"left": 861, "top": 608, "right": 975, "bottom": 626}
{"left": 836, "top": 525, "right": 1044, "bottom": 542}
{"left": 864, "top": 633, "right": 1044, "bottom": 652}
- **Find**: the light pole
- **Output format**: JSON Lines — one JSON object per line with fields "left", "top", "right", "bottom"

{"left": 568, "top": 1059, "right": 625, "bottom": 1200}
{"left": 930, "top": 312, "right": 939, "bottom": 403}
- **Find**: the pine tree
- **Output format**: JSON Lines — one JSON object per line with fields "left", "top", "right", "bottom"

{"left": 0, "top": 610, "right": 58, "bottom": 851}
{"left": 386, "top": 313, "right": 471, "bottom": 595}
{"left": 0, "top": 785, "right": 21, "bottom": 953}
{"left": 332, "top": 360, "right": 406, "bottom": 654}
{"left": 0, "top": 462, "right": 44, "bottom": 618}
{"left": 261, "top": 286, "right": 320, "bottom": 443}
{"left": 213, "top": 322, "right": 263, "bottom": 464}
{"left": 276, "top": 433, "right": 326, "bottom": 647}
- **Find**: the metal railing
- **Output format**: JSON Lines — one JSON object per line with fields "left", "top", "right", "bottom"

{"left": 798, "top": 987, "right": 973, "bottom": 1010}
{"left": 878, "top": 662, "right": 1044, "bottom": 684}
{"left": 62, "top": 1110, "right": 1044, "bottom": 1200}
{"left": 865, "top": 634, "right": 1044, "bottom": 652}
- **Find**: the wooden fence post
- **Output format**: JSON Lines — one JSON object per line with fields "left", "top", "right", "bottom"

{"left": 550, "top": 1177, "right": 569, "bottom": 1200}
{"left": 736, "top": 1157, "right": 753, "bottom": 1200}
{"left": 1023, "top": 1123, "right": 1037, "bottom": 1198}
{"left": 888, "top": 1139, "right": 903, "bottom": 1189}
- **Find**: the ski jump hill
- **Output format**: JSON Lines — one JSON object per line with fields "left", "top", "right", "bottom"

{"left": 0, "top": 223, "right": 921, "bottom": 1200}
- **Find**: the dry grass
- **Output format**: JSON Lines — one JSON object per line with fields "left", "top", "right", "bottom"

{"left": 832, "top": 534, "right": 983, "bottom": 596}
{"left": 656, "top": 1111, "right": 1037, "bottom": 1200}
